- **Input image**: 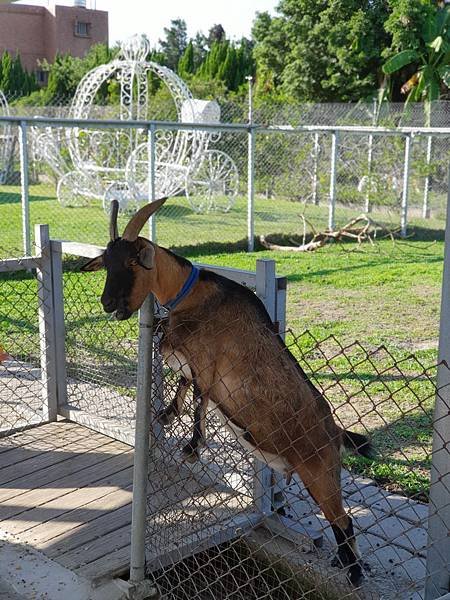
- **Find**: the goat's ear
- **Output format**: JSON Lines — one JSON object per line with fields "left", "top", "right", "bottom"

{"left": 81, "top": 254, "right": 104, "bottom": 272}
{"left": 138, "top": 245, "right": 155, "bottom": 269}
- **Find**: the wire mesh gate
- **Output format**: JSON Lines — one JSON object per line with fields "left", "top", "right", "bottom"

{"left": 2, "top": 229, "right": 450, "bottom": 599}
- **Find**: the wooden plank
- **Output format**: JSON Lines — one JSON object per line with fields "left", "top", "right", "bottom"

{"left": 0, "top": 451, "right": 133, "bottom": 527}
{"left": 0, "top": 439, "right": 131, "bottom": 504}
{"left": 0, "top": 422, "right": 76, "bottom": 455}
{"left": 0, "top": 257, "right": 41, "bottom": 272}
{"left": 59, "top": 241, "right": 104, "bottom": 258}
{"left": 57, "top": 523, "right": 132, "bottom": 570}
{"left": 38, "top": 500, "right": 132, "bottom": 555}
{"left": 77, "top": 543, "right": 131, "bottom": 583}
{"left": 59, "top": 405, "right": 135, "bottom": 446}
{"left": 0, "top": 430, "right": 118, "bottom": 483}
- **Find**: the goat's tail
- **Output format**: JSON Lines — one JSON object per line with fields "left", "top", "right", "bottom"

{"left": 341, "top": 429, "right": 374, "bottom": 459}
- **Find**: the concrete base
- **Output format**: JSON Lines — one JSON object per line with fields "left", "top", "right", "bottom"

{"left": 0, "top": 528, "right": 133, "bottom": 600}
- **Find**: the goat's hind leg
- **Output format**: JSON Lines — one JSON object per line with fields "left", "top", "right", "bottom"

{"left": 294, "top": 451, "right": 363, "bottom": 586}
{"left": 182, "top": 380, "right": 207, "bottom": 463}
{"left": 157, "top": 375, "right": 190, "bottom": 426}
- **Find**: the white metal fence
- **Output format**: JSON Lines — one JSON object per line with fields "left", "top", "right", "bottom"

{"left": 0, "top": 114, "right": 449, "bottom": 259}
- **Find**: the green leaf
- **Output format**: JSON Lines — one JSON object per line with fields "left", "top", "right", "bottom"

{"left": 426, "top": 76, "right": 440, "bottom": 102}
{"left": 422, "top": 15, "right": 438, "bottom": 44}
{"left": 436, "top": 6, "right": 450, "bottom": 36}
{"left": 429, "top": 36, "right": 443, "bottom": 53}
{"left": 382, "top": 50, "right": 419, "bottom": 75}
{"left": 438, "top": 64, "right": 450, "bottom": 88}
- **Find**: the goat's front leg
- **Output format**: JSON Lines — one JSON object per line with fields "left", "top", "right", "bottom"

{"left": 182, "top": 380, "right": 208, "bottom": 463}
{"left": 157, "top": 375, "right": 191, "bottom": 426}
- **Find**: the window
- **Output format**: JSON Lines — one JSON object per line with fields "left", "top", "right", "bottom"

{"left": 75, "top": 21, "right": 90, "bottom": 37}
{"left": 35, "top": 70, "right": 48, "bottom": 85}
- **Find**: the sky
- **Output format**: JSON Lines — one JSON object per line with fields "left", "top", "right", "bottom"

{"left": 16, "top": 0, "right": 279, "bottom": 45}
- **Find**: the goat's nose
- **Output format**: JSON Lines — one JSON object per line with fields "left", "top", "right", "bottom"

{"left": 102, "top": 297, "right": 116, "bottom": 313}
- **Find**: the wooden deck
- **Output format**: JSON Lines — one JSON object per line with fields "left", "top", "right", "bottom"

{"left": 0, "top": 420, "right": 134, "bottom": 583}
{"left": 0, "top": 420, "right": 251, "bottom": 587}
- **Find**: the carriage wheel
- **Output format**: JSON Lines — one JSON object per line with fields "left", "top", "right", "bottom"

{"left": 186, "top": 150, "right": 239, "bottom": 214}
{"left": 103, "top": 182, "right": 137, "bottom": 215}
{"left": 56, "top": 171, "right": 91, "bottom": 207}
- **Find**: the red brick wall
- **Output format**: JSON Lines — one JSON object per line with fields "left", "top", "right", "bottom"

{"left": 0, "top": 3, "right": 108, "bottom": 75}
{"left": 52, "top": 4, "right": 108, "bottom": 59}
{"left": 0, "top": 5, "right": 47, "bottom": 72}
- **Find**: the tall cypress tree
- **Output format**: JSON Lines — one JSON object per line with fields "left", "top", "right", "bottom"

{"left": 178, "top": 41, "right": 195, "bottom": 78}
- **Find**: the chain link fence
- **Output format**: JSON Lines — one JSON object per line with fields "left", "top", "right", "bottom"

{"left": 1, "top": 232, "right": 450, "bottom": 598}
{"left": 0, "top": 241, "right": 51, "bottom": 436}
{"left": 0, "top": 98, "right": 449, "bottom": 258}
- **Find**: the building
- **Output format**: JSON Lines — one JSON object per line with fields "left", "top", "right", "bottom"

{"left": 0, "top": 1, "right": 108, "bottom": 82}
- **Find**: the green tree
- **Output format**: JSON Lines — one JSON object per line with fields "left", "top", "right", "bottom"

{"left": 159, "top": 19, "right": 188, "bottom": 70}
{"left": 208, "top": 24, "right": 226, "bottom": 47}
{"left": 0, "top": 51, "right": 37, "bottom": 97}
{"left": 178, "top": 41, "right": 195, "bottom": 78}
{"left": 382, "top": 0, "right": 450, "bottom": 119}
{"left": 252, "top": 1, "right": 390, "bottom": 102}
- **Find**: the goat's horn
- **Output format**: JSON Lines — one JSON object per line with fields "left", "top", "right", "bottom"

{"left": 109, "top": 200, "right": 119, "bottom": 241}
{"left": 121, "top": 197, "right": 168, "bottom": 241}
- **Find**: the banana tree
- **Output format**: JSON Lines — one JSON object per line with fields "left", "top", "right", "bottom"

{"left": 382, "top": 3, "right": 449, "bottom": 217}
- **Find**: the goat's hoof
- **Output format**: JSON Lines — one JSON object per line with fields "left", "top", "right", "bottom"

{"left": 156, "top": 409, "right": 174, "bottom": 426}
{"left": 181, "top": 444, "right": 199, "bottom": 463}
{"left": 347, "top": 563, "right": 363, "bottom": 587}
{"left": 331, "top": 556, "right": 363, "bottom": 587}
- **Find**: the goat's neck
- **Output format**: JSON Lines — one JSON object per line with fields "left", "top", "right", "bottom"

{"left": 151, "top": 246, "right": 193, "bottom": 306}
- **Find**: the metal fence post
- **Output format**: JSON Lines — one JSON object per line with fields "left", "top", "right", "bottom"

{"left": 401, "top": 134, "right": 412, "bottom": 238}
{"left": 147, "top": 123, "right": 157, "bottom": 242}
{"left": 130, "top": 293, "right": 155, "bottom": 589}
{"left": 423, "top": 135, "right": 433, "bottom": 219}
{"left": 19, "top": 121, "right": 31, "bottom": 256}
{"left": 425, "top": 169, "right": 450, "bottom": 599}
{"left": 312, "top": 133, "right": 320, "bottom": 205}
{"left": 50, "top": 240, "right": 68, "bottom": 411}
{"left": 329, "top": 131, "right": 339, "bottom": 231}
{"left": 365, "top": 99, "right": 377, "bottom": 214}
{"left": 35, "top": 224, "right": 58, "bottom": 422}
{"left": 254, "top": 259, "right": 277, "bottom": 513}
{"left": 247, "top": 125, "right": 256, "bottom": 252}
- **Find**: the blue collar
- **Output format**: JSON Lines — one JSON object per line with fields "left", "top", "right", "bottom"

{"left": 163, "top": 266, "right": 200, "bottom": 311}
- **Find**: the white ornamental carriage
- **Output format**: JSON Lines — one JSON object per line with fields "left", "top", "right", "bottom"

{"left": 34, "top": 36, "right": 239, "bottom": 214}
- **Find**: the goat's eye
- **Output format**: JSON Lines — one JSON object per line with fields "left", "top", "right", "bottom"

{"left": 129, "top": 259, "right": 138, "bottom": 267}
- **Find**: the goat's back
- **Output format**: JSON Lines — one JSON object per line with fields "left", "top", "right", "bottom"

{"left": 166, "top": 269, "right": 340, "bottom": 458}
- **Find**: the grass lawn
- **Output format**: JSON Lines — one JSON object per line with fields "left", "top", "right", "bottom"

{"left": 1, "top": 182, "right": 447, "bottom": 500}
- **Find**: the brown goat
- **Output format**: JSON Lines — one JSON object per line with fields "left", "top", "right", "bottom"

{"left": 82, "top": 198, "right": 371, "bottom": 586}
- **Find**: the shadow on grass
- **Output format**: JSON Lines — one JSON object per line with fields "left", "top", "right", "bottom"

{"left": 0, "top": 191, "right": 56, "bottom": 205}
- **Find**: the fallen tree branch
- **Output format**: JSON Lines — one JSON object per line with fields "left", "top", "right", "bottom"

{"left": 260, "top": 214, "right": 395, "bottom": 252}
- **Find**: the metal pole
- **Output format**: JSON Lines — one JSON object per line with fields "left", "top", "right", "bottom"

{"left": 329, "top": 131, "right": 339, "bottom": 231}
{"left": 147, "top": 124, "right": 156, "bottom": 242}
{"left": 423, "top": 135, "right": 433, "bottom": 219}
{"left": 35, "top": 224, "right": 58, "bottom": 422}
{"left": 19, "top": 121, "right": 31, "bottom": 256}
{"left": 130, "top": 293, "right": 155, "bottom": 584}
{"left": 254, "top": 259, "right": 276, "bottom": 513}
{"left": 401, "top": 134, "right": 412, "bottom": 238}
{"left": 246, "top": 76, "right": 255, "bottom": 252}
{"left": 312, "top": 133, "right": 320, "bottom": 205}
{"left": 365, "top": 98, "right": 377, "bottom": 214}
{"left": 247, "top": 126, "right": 256, "bottom": 252}
{"left": 425, "top": 167, "right": 450, "bottom": 599}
